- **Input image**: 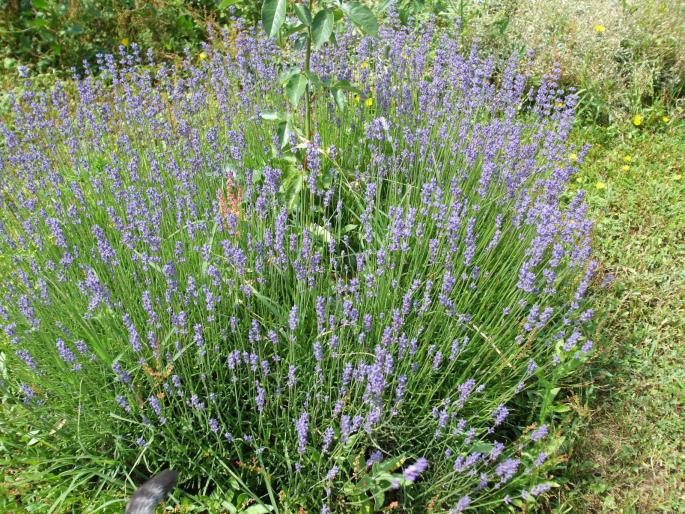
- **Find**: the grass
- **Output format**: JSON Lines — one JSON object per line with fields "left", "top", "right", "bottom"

{"left": 556, "top": 120, "right": 685, "bottom": 512}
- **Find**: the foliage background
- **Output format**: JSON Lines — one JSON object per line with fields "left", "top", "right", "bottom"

{"left": 3, "top": 0, "right": 684, "bottom": 124}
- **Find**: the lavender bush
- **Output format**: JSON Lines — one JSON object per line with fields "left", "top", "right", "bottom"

{"left": 0, "top": 15, "right": 595, "bottom": 513}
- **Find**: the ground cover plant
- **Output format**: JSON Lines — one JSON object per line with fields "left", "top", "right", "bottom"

{"left": 0, "top": 10, "right": 598, "bottom": 513}
{"left": 372, "top": 0, "right": 685, "bottom": 125}
{"left": 554, "top": 125, "right": 685, "bottom": 512}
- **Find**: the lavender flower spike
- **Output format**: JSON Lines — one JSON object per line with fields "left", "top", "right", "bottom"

{"left": 403, "top": 457, "right": 429, "bottom": 483}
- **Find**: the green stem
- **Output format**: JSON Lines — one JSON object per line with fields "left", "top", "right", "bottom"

{"left": 304, "top": 0, "right": 314, "bottom": 143}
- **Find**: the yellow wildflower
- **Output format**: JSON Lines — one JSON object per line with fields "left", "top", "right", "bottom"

{"left": 555, "top": 100, "right": 564, "bottom": 108}
{"left": 662, "top": 115, "right": 670, "bottom": 123}
{"left": 360, "top": 61, "right": 369, "bottom": 69}
{"left": 622, "top": 165, "right": 630, "bottom": 171}
{"left": 365, "top": 98, "right": 374, "bottom": 108}
{"left": 674, "top": 174, "right": 682, "bottom": 181}
{"left": 569, "top": 153, "right": 578, "bottom": 161}
{"left": 199, "top": 51, "right": 207, "bottom": 61}
{"left": 623, "top": 155, "right": 633, "bottom": 162}
{"left": 595, "top": 181, "right": 606, "bottom": 190}
{"left": 120, "top": 38, "right": 130, "bottom": 46}
{"left": 575, "top": 176, "right": 585, "bottom": 183}
{"left": 594, "top": 24, "right": 606, "bottom": 34}
{"left": 632, "top": 114, "right": 642, "bottom": 126}
{"left": 354, "top": 94, "right": 361, "bottom": 104}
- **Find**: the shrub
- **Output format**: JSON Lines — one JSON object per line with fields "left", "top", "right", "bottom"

{"left": 0, "top": 16, "right": 596, "bottom": 513}
{"left": 0, "top": 0, "right": 261, "bottom": 77}
{"left": 374, "top": 0, "right": 685, "bottom": 124}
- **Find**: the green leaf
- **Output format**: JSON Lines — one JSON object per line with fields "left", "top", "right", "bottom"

{"left": 308, "top": 224, "right": 332, "bottom": 243}
{"left": 277, "top": 119, "right": 293, "bottom": 149}
{"left": 311, "top": 9, "right": 334, "bottom": 49}
{"left": 471, "top": 441, "right": 494, "bottom": 453}
{"left": 334, "top": 79, "right": 361, "bottom": 93}
{"left": 243, "top": 505, "right": 273, "bottom": 514}
{"left": 278, "top": 67, "right": 302, "bottom": 86}
{"left": 373, "top": 489, "right": 385, "bottom": 510}
{"left": 294, "top": 4, "right": 313, "bottom": 26}
{"left": 221, "top": 501, "right": 237, "bottom": 514}
{"left": 285, "top": 73, "right": 308, "bottom": 106}
{"left": 65, "top": 24, "right": 85, "bottom": 36}
{"left": 282, "top": 172, "right": 303, "bottom": 210}
{"left": 344, "top": 1, "right": 378, "bottom": 36}
{"left": 333, "top": 87, "right": 347, "bottom": 111}
{"left": 236, "top": 493, "right": 251, "bottom": 508}
{"left": 260, "top": 111, "right": 286, "bottom": 121}
{"left": 307, "top": 72, "right": 324, "bottom": 90}
{"left": 261, "top": 0, "right": 287, "bottom": 37}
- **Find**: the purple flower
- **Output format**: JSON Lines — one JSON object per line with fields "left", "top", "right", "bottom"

{"left": 492, "top": 404, "right": 509, "bottom": 427}
{"left": 16, "top": 349, "right": 38, "bottom": 371}
{"left": 122, "top": 313, "right": 142, "bottom": 353}
{"left": 288, "top": 304, "right": 299, "bottom": 332}
{"left": 116, "top": 395, "right": 132, "bottom": 413}
{"left": 295, "top": 411, "right": 309, "bottom": 454}
{"left": 255, "top": 383, "right": 266, "bottom": 413}
{"left": 189, "top": 394, "right": 205, "bottom": 410}
{"left": 530, "top": 424, "right": 548, "bottom": 442}
{"left": 325, "top": 465, "right": 338, "bottom": 481}
{"left": 451, "top": 495, "right": 471, "bottom": 513}
{"left": 530, "top": 483, "right": 552, "bottom": 497}
{"left": 403, "top": 457, "right": 429, "bottom": 483}
{"left": 495, "top": 458, "right": 520, "bottom": 484}
{"left": 322, "top": 426, "right": 334, "bottom": 453}
{"left": 366, "top": 450, "right": 383, "bottom": 467}
{"left": 112, "top": 362, "right": 131, "bottom": 385}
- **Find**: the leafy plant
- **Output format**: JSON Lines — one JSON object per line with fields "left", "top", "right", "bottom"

{"left": 0, "top": 13, "right": 596, "bottom": 514}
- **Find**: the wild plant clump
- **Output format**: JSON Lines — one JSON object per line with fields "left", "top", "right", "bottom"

{"left": 0, "top": 17, "right": 595, "bottom": 513}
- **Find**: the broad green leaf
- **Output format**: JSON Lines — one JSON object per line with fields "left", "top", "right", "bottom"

{"left": 311, "top": 9, "right": 334, "bottom": 49}
{"left": 333, "top": 87, "right": 347, "bottom": 111}
{"left": 373, "top": 489, "right": 385, "bottom": 511}
{"left": 359, "top": 500, "right": 374, "bottom": 514}
{"left": 294, "top": 4, "right": 313, "bottom": 26}
{"left": 285, "top": 73, "right": 308, "bottom": 106}
{"left": 283, "top": 173, "right": 303, "bottom": 210}
{"left": 307, "top": 72, "right": 324, "bottom": 89}
{"left": 283, "top": 22, "right": 309, "bottom": 36}
{"left": 293, "top": 32, "right": 309, "bottom": 50}
{"left": 261, "top": 0, "right": 287, "bottom": 37}
{"left": 344, "top": 1, "right": 378, "bottom": 36}
{"left": 278, "top": 67, "right": 302, "bottom": 86}
{"left": 334, "top": 79, "right": 361, "bottom": 93}
{"left": 277, "top": 119, "right": 293, "bottom": 149}
{"left": 236, "top": 493, "right": 251, "bottom": 508}
{"left": 260, "top": 111, "right": 285, "bottom": 121}
{"left": 308, "top": 224, "right": 333, "bottom": 243}
{"left": 221, "top": 502, "right": 237, "bottom": 514}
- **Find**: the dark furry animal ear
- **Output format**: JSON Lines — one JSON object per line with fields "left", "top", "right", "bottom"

{"left": 125, "top": 469, "right": 178, "bottom": 514}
